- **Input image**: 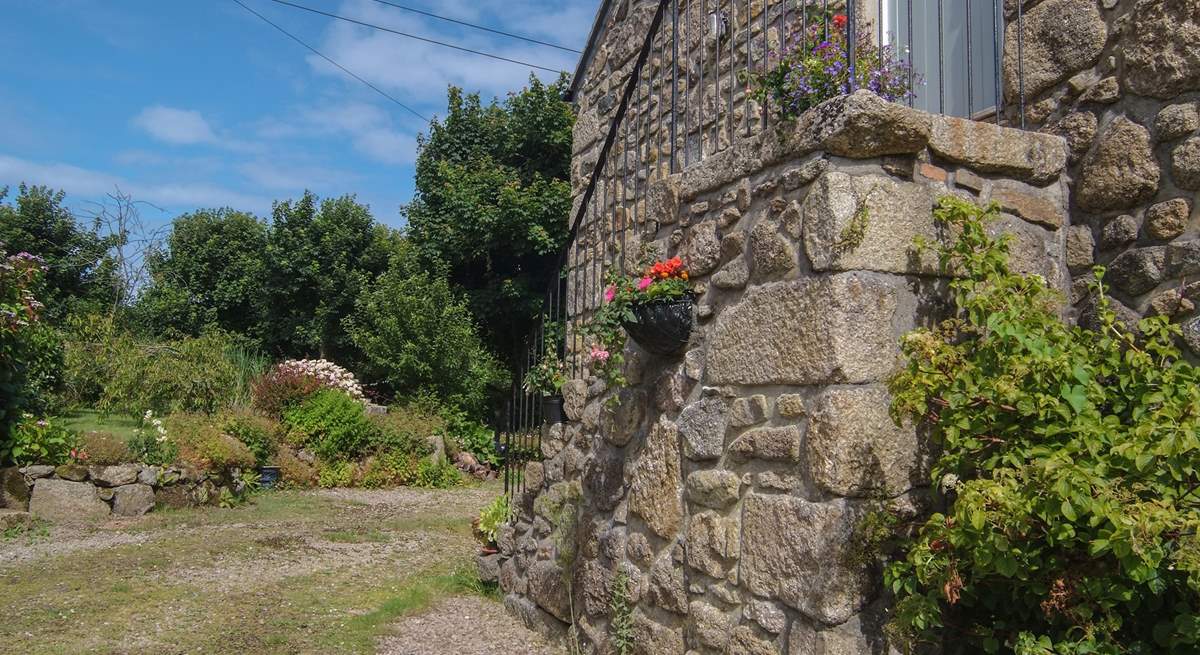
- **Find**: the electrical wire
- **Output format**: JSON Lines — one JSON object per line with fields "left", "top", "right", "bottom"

{"left": 259, "top": 0, "right": 566, "bottom": 74}
{"left": 362, "top": 0, "right": 580, "bottom": 54}
{"left": 231, "top": 0, "right": 430, "bottom": 123}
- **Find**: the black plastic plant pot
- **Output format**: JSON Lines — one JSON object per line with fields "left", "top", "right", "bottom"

{"left": 258, "top": 466, "right": 281, "bottom": 490}
{"left": 622, "top": 296, "right": 695, "bottom": 356}
{"left": 542, "top": 395, "right": 565, "bottom": 425}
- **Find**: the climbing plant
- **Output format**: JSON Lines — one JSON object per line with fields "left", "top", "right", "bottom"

{"left": 885, "top": 197, "right": 1200, "bottom": 654}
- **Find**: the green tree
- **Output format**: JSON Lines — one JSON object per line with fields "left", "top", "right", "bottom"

{"left": 0, "top": 184, "right": 119, "bottom": 320}
{"left": 264, "top": 192, "right": 396, "bottom": 361}
{"left": 136, "top": 208, "right": 269, "bottom": 342}
{"left": 345, "top": 247, "right": 504, "bottom": 417}
{"left": 404, "top": 75, "right": 574, "bottom": 364}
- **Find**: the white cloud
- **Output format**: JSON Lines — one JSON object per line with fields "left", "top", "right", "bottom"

{"left": 256, "top": 101, "right": 418, "bottom": 165}
{"left": 0, "top": 153, "right": 273, "bottom": 214}
{"left": 237, "top": 159, "right": 360, "bottom": 190}
{"left": 132, "top": 105, "right": 217, "bottom": 145}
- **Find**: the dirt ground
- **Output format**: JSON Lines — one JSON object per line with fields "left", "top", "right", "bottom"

{"left": 0, "top": 483, "right": 558, "bottom": 655}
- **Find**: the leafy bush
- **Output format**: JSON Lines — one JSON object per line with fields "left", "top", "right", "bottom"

{"left": 1, "top": 247, "right": 48, "bottom": 450}
{"left": 220, "top": 411, "right": 280, "bottom": 467}
{"left": 250, "top": 366, "right": 324, "bottom": 418}
{"left": 317, "top": 459, "right": 355, "bottom": 488}
{"left": 368, "top": 406, "right": 439, "bottom": 458}
{"left": 414, "top": 459, "right": 461, "bottom": 489}
{"left": 59, "top": 313, "right": 129, "bottom": 408}
{"left": 360, "top": 451, "right": 421, "bottom": 489}
{"left": 885, "top": 197, "right": 1200, "bottom": 654}
{"left": 345, "top": 259, "right": 505, "bottom": 418}
{"left": 5, "top": 415, "right": 78, "bottom": 466}
{"left": 78, "top": 431, "right": 131, "bottom": 465}
{"left": 166, "top": 413, "right": 255, "bottom": 471}
{"left": 440, "top": 405, "right": 498, "bottom": 469}
{"left": 127, "top": 411, "right": 179, "bottom": 467}
{"left": 275, "top": 445, "right": 317, "bottom": 488}
{"left": 282, "top": 389, "right": 376, "bottom": 461}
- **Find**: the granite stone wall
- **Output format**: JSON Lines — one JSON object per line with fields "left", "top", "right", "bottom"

{"left": 1008, "top": 0, "right": 1200, "bottom": 348}
{"left": 485, "top": 90, "right": 1070, "bottom": 654}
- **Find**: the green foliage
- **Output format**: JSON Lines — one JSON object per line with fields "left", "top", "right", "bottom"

{"left": 264, "top": 192, "right": 396, "bottom": 361}
{"left": 317, "top": 459, "right": 355, "bottom": 488}
{"left": 250, "top": 365, "right": 325, "bottom": 419}
{"left": 0, "top": 184, "right": 120, "bottom": 321}
{"left": 136, "top": 208, "right": 270, "bottom": 345}
{"left": 126, "top": 418, "right": 179, "bottom": 468}
{"left": 360, "top": 451, "right": 421, "bottom": 488}
{"left": 283, "top": 390, "right": 375, "bottom": 461}
{"left": 404, "top": 76, "right": 574, "bottom": 362}
{"left": 166, "top": 413, "right": 255, "bottom": 471}
{"left": 438, "top": 404, "right": 498, "bottom": 468}
{"left": 220, "top": 411, "right": 280, "bottom": 467}
{"left": 522, "top": 322, "right": 565, "bottom": 397}
{"left": 5, "top": 416, "right": 79, "bottom": 466}
{"left": 1, "top": 246, "right": 48, "bottom": 451}
{"left": 346, "top": 252, "right": 504, "bottom": 418}
{"left": 413, "top": 458, "right": 461, "bottom": 489}
{"left": 885, "top": 197, "right": 1200, "bottom": 655}
{"left": 609, "top": 570, "right": 634, "bottom": 655}
{"left": 476, "top": 495, "right": 512, "bottom": 545}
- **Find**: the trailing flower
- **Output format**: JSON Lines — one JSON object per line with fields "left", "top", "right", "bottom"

{"left": 742, "top": 13, "right": 919, "bottom": 121}
{"left": 586, "top": 257, "right": 693, "bottom": 391}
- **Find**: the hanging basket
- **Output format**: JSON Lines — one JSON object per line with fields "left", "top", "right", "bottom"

{"left": 621, "top": 295, "right": 695, "bottom": 356}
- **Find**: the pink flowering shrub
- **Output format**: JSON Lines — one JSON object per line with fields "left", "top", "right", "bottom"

{"left": 1, "top": 245, "right": 49, "bottom": 454}
{"left": 252, "top": 358, "right": 365, "bottom": 419}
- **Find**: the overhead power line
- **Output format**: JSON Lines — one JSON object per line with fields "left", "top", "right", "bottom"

{"left": 231, "top": 0, "right": 430, "bottom": 123}
{"left": 260, "top": 0, "right": 566, "bottom": 74}
{"left": 363, "top": 0, "right": 581, "bottom": 54}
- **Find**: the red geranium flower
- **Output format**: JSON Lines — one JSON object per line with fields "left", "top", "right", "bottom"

{"left": 833, "top": 14, "right": 847, "bottom": 29}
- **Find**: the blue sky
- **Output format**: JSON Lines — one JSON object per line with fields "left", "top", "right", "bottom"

{"left": 0, "top": 0, "right": 596, "bottom": 228}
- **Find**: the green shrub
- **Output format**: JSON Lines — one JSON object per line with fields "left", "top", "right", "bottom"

{"left": 440, "top": 405, "right": 498, "bottom": 468}
{"left": 885, "top": 197, "right": 1200, "bottom": 655}
{"left": 1, "top": 247, "right": 49, "bottom": 450}
{"left": 476, "top": 495, "right": 512, "bottom": 544}
{"left": 166, "top": 413, "right": 255, "bottom": 471}
{"left": 5, "top": 416, "right": 78, "bottom": 466}
{"left": 360, "top": 451, "right": 421, "bottom": 488}
{"left": 283, "top": 390, "right": 375, "bottom": 461}
{"left": 317, "top": 459, "right": 355, "bottom": 488}
{"left": 126, "top": 411, "right": 178, "bottom": 467}
{"left": 414, "top": 459, "right": 461, "bottom": 489}
{"left": 78, "top": 431, "right": 131, "bottom": 465}
{"left": 250, "top": 366, "right": 324, "bottom": 419}
{"left": 220, "top": 411, "right": 280, "bottom": 467}
{"left": 275, "top": 445, "right": 317, "bottom": 488}
{"left": 369, "top": 409, "right": 437, "bottom": 459}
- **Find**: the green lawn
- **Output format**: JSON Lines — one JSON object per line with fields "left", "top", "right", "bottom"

{"left": 57, "top": 409, "right": 141, "bottom": 441}
{"left": 0, "top": 484, "right": 502, "bottom": 654}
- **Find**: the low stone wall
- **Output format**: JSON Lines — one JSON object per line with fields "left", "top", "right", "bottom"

{"left": 486, "top": 92, "right": 1069, "bottom": 654}
{"left": 0, "top": 462, "right": 245, "bottom": 523}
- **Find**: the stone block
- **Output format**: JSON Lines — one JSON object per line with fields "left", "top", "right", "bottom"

{"left": 476, "top": 553, "right": 501, "bottom": 583}
{"left": 1078, "top": 118, "right": 1160, "bottom": 212}
{"left": 1102, "top": 214, "right": 1139, "bottom": 249}
{"left": 112, "top": 483, "right": 155, "bottom": 517}
{"left": 1066, "top": 225, "right": 1095, "bottom": 272}
{"left": 687, "top": 601, "right": 734, "bottom": 650}
{"left": 89, "top": 464, "right": 139, "bottom": 487}
{"left": 29, "top": 479, "right": 110, "bottom": 523}
{"left": 632, "top": 609, "right": 684, "bottom": 655}
{"left": 628, "top": 416, "right": 683, "bottom": 539}
{"left": 685, "top": 511, "right": 740, "bottom": 579}
{"left": 677, "top": 397, "right": 728, "bottom": 461}
{"left": 527, "top": 559, "right": 571, "bottom": 622}
{"left": 729, "top": 426, "right": 803, "bottom": 463}
{"left": 1172, "top": 136, "right": 1200, "bottom": 190}
{"left": 802, "top": 172, "right": 940, "bottom": 274}
{"left": 681, "top": 221, "right": 721, "bottom": 276}
{"left": 706, "top": 275, "right": 905, "bottom": 386}
{"left": 749, "top": 221, "right": 797, "bottom": 279}
{"left": 730, "top": 395, "right": 769, "bottom": 427}
{"left": 1108, "top": 246, "right": 1167, "bottom": 295}
{"left": 504, "top": 594, "right": 568, "bottom": 642}
{"left": 647, "top": 552, "right": 687, "bottom": 614}
{"left": 794, "top": 90, "right": 932, "bottom": 159}
{"left": 745, "top": 598, "right": 788, "bottom": 634}
{"left": 54, "top": 463, "right": 88, "bottom": 482}
{"left": 990, "top": 184, "right": 1066, "bottom": 229}
{"left": 741, "top": 494, "right": 874, "bottom": 625}
{"left": 929, "top": 114, "right": 1067, "bottom": 185}
{"left": 1, "top": 467, "right": 30, "bottom": 510}
{"left": 1120, "top": 0, "right": 1200, "bottom": 99}
{"left": 985, "top": 214, "right": 1065, "bottom": 289}
{"left": 1146, "top": 198, "right": 1192, "bottom": 242}
{"left": 685, "top": 470, "right": 741, "bottom": 510}
{"left": 807, "top": 385, "right": 926, "bottom": 498}
{"left": 1156, "top": 103, "right": 1200, "bottom": 141}
{"left": 1001, "top": 0, "right": 1106, "bottom": 100}
{"left": 776, "top": 394, "right": 807, "bottom": 418}
{"left": 712, "top": 258, "right": 749, "bottom": 289}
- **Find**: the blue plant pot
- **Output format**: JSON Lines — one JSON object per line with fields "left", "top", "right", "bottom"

{"left": 258, "top": 466, "right": 281, "bottom": 489}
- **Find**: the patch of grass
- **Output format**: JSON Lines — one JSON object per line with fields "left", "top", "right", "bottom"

{"left": 324, "top": 528, "right": 392, "bottom": 544}
{"left": 2, "top": 517, "right": 49, "bottom": 544}
{"left": 57, "top": 409, "right": 140, "bottom": 441}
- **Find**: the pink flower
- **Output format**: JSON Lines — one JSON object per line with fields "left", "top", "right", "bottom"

{"left": 637, "top": 277, "right": 654, "bottom": 291}
{"left": 604, "top": 285, "right": 616, "bottom": 303}
{"left": 589, "top": 345, "right": 610, "bottom": 363}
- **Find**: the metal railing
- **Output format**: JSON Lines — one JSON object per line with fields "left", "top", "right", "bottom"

{"left": 497, "top": 0, "right": 1024, "bottom": 498}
